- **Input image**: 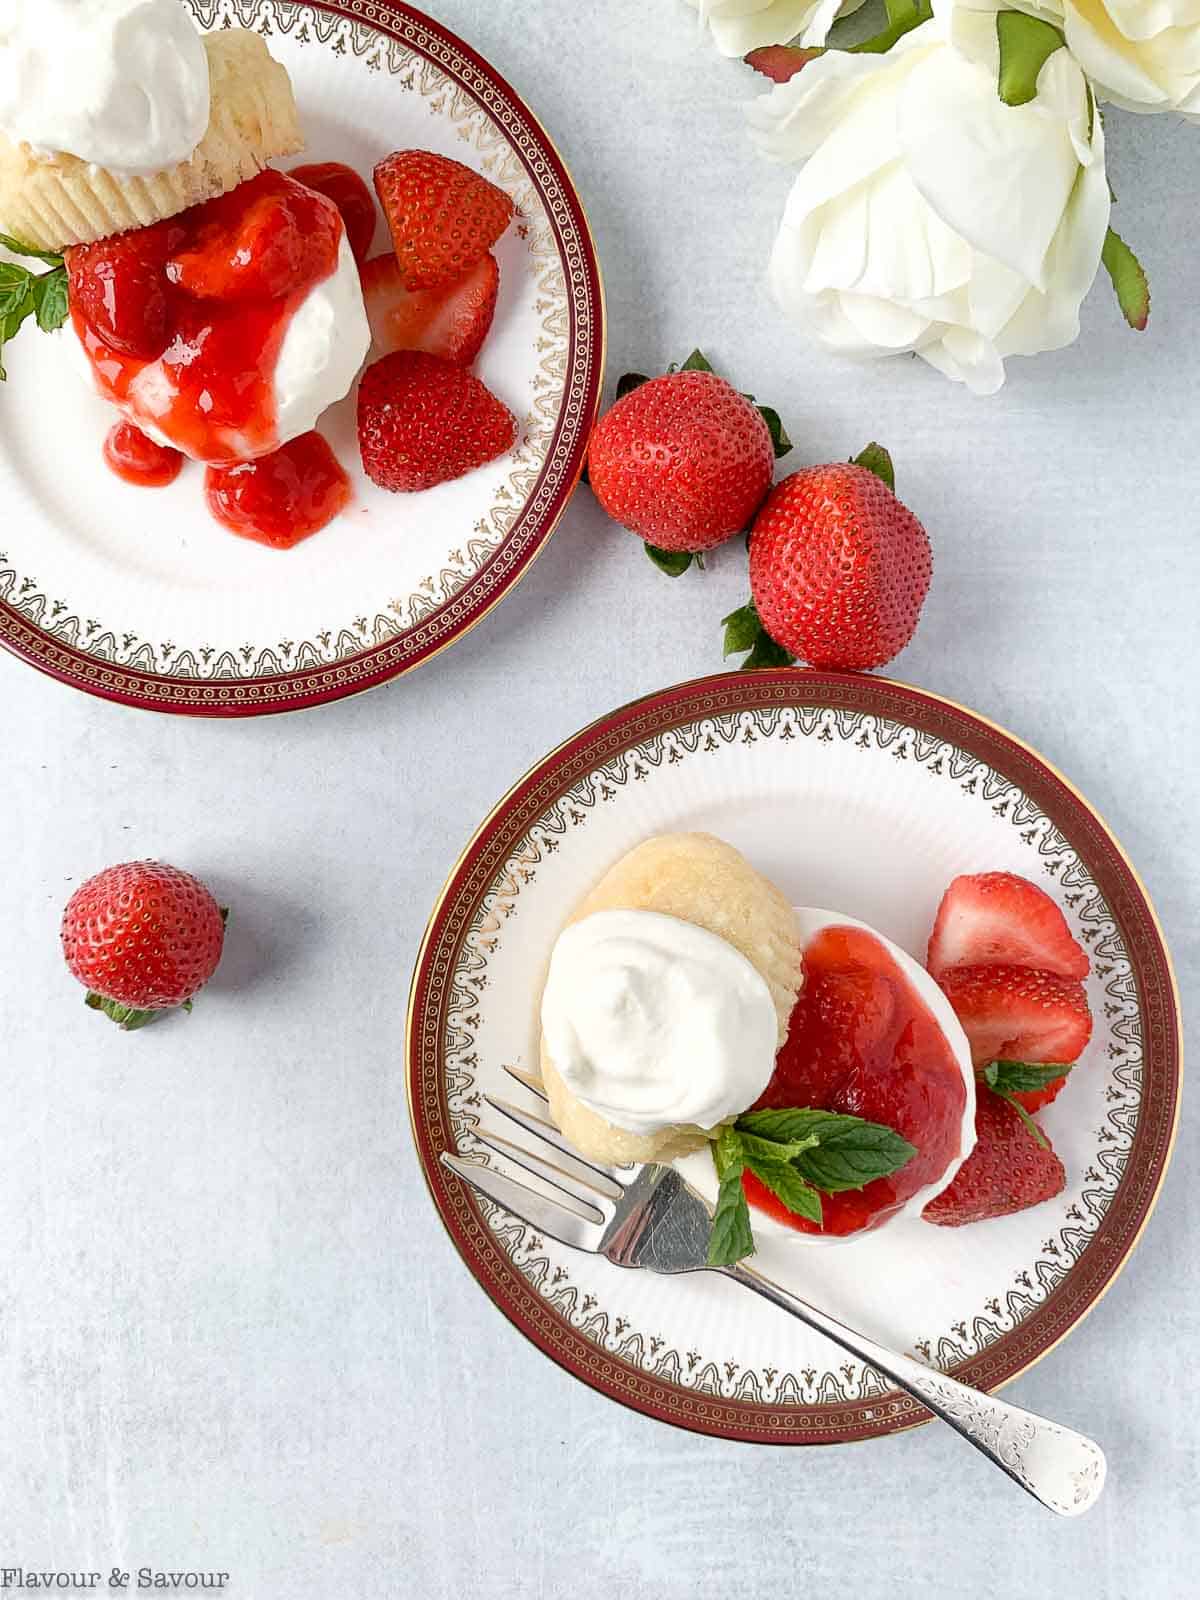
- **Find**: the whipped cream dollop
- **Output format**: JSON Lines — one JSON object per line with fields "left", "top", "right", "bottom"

{"left": 0, "top": 0, "right": 211, "bottom": 177}
{"left": 76, "top": 233, "right": 371, "bottom": 463}
{"left": 540, "top": 909, "right": 779, "bottom": 1136}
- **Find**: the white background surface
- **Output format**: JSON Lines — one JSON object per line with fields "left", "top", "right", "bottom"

{"left": 0, "top": 2, "right": 1195, "bottom": 1595}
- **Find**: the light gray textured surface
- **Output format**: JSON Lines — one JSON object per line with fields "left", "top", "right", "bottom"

{"left": 0, "top": 3, "right": 1195, "bottom": 1595}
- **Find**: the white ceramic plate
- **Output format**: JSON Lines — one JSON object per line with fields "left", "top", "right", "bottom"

{"left": 408, "top": 671, "right": 1181, "bottom": 1444}
{"left": 0, "top": 0, "right": 603, "bottom": 715}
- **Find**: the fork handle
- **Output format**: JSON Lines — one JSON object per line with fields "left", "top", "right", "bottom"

{"left": 725, "top": 1262, "right": 1105, "bottom": 1516}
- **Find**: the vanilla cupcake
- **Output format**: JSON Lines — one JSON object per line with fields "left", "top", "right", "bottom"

{"left": 540, "top": 834, "right": 802, "bottom": 1165}
{"left": 0, "top": 5, "right": 302, "bottom": 253}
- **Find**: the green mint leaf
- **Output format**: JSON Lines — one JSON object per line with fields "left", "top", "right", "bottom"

{"left": 755, "top": 402, "right": 792, "bottom": 460}
{"left": 721, "top": 601, "right": 762, "bottom": 658}
{"left": 742, "top": 632, "right": 795, "bottom": 671}
{"left": 706, "top": 1131, "right": 755, "bottom": 1266}
{"left": 679, "top": 349, "right": 714, "bottom": 374}
{"left": 84, "top": 992, "right": 164, "bottom": 1032}
{"left": 32, "top": 266, "right": 68, "bottom": 332}
{"left": 0, "top": 261, "right": 35, "bottom": 317}
{"left": 996, "top": 11, "right": 1065, "bottom": 106}
{"left": 736, "top": 1129, "right": 820, "bottom": 1166}
{"left": 852, "top": 441, "right": 895, "bottom": 491}
{"left": 1101, "top": 226, "right": 1150, "bottom": 331}
{"left": 850, "top": 1, "right": 931, "bottom": 54}
{"left": 996, "top": 1091, "right": 1050, "bottom": 1151}
{"left": 0, "top": 232, "right": 64, "bottom": 265}
{"left": 742, "top": 1148, "right": 824, "bottom": 1225}
{"left": 983, "top": 1060, "right": 1072, "bottom": 1094}
{"left": 644, "top": 543, "right": 693, "bottom": 577}
{"left": 736, "top": 1107, "right": 916, "bottom": 1193}
{"left": 615, "top": 370, "right": 650, "bottom": 401}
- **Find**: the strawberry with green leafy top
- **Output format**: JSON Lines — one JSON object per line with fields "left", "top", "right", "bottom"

{"left": 61, "top": 860, "right": 227, "bottom": 1031}
{"left": 726, "top": 443, "right": 932, "bottom": 673}
{"left": 587, "top": 349, "right": 791, "bottom": 575}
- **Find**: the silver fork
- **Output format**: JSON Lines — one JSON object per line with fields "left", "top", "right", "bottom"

{"left": 441, "top": 1067, "right": 1106, "bottom": 1517}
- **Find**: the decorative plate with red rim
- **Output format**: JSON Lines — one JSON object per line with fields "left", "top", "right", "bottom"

{"left": 0, "top": 0, "right": 603, "bottom": 716}
{"left": 407, "top": 670, "right": 1182, "bottom": 1445}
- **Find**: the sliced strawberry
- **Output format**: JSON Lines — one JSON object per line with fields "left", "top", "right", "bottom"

{"left": 357, "top": 349, "right": 517, "bottom": 493}
{"left": 927, "top": 872, "right": 1088, "bottom": 980}
{"left": 65, "top": 223, "right": 179, "bottom": 360}
{"left": 361, "top": 251, "right": 498, "bottom": 365}
{"left": 923, "top": 1087, "right": 1065, "bottom": 1226}
{"left": 744, "top": 45, "right": 822, "bottom": 83}
{"left": 938, "top": 965, "right": 1093, "bottom": 1069}
{"left": 373, "top": 150, "right": 513, "bottom": 291}
{"left": 289, "top": 161, "right": 377, "bottom": 264}
{"left": 166, "top": 171, "right": 342, "bottom": 303}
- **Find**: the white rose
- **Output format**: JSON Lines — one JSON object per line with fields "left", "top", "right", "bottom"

{"left": 962, "top": 0, "right": 1200, "bottom": 115}
{"left": 746, "top": 2, "right": 1110, "bottom": 393}
{"left": 681, "top": 0, "right": 866, "bottom": 56}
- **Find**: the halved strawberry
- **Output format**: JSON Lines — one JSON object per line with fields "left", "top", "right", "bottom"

{"left": 65, "top": 223, "right": 178, "bottom": 360}
{"left": 923, "top": 1087, "right": 1065, "bottom": 1226}
{"left": 1009, "top": 1074, "right": 1070, "bottom": 1114}
{"left": 357, "top": 349, "right": 517, "bottom": 493}
{"left": 373, "top": 150, "right": 513, "bottom": 291}
{"left": 361, "top": 251, "right": 498, "bottom": 365}
{"left": 927, "top": 872, "right": 1088, "bottom": 980}
{"left": 938, "top": 965, "right": 1093, "bottom": 1069}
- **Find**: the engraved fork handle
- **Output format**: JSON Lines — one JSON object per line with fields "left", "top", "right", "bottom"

{"left": 726, "top": 1262, "right": 1106, "bottom": 1516}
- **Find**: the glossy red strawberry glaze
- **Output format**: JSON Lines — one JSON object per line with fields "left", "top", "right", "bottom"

{"left": 102, "top": 421, "right": 183, "bottom": 488}
{"left": 746, "top": 924, "right": 967, "bottom": 1236}
{"left": 70, "top": 172, "right": 343, "bottom": 468}
{"left": 204, "top": 432, "right": 351, "bottom": 548}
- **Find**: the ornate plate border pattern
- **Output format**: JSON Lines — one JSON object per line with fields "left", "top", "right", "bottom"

{"left": 0, "top": 0, "right": 604, "bottom": 716}
{"left": 406, "top": 671, "right": 1182, "bottom": 1445}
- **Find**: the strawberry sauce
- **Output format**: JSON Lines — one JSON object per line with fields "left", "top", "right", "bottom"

{"left": 747, "top": 924, "right": 967, "bottom": 1236}
{"left": 69, "top": 172, "right": 343, "bottom": 470}
{"left": 102, "top": 422, "right": 183, "bottom": 488}
{"left": 204, "top": 432, "right": 351, "bottom": 548}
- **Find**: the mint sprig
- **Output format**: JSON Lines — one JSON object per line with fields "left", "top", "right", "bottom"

{"left": 705, "top": 1107, "right": 916, "bottom": 1266}
{"left": 982, "top": 1059, "right": 1072, "bottom": 1151}
{"left": 0, "top": 237, "right": 68, "bottom": 381}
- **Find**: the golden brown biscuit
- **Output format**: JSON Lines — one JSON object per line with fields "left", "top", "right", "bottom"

{"left": 540, "top": 833, "right": 801, "bottom": 1165}
{"left": 0, "top": 31, "right": 303, "bottom": 253}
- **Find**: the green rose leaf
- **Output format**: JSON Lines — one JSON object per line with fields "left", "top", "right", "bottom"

{"left": 1101, "top": 227, "right": 1150, "bottom": 332}
{"left": 996, "top": 11, "right": 1066, "bottom": 107}
{"left": 851, "top": 0, "right": 932, "bottom": 54}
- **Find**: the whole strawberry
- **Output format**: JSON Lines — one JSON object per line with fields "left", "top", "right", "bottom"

{"left": 588, "top": 357, "right": 778, "bottom": 559}
{"left": 923, "top": 1086, "right": 1065, "bottom": 1226}
{"left": 736, "top": 445, "right": 931, "bottom": 672}
{"left": 61, "top": 861, "right": 226, "bottom": 1030}
{"left": 373, "top": 150, "right": 513, "bottom": 291}
{"left": 358, "top": 349, "right": 517, "bottom": 492}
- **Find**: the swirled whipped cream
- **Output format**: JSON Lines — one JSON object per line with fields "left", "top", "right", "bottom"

{"left": 540, "top": 909, "right": 779, "bottom": 1136}
{"left": 0, "top": 0, "right": 211, "bottom": 177}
